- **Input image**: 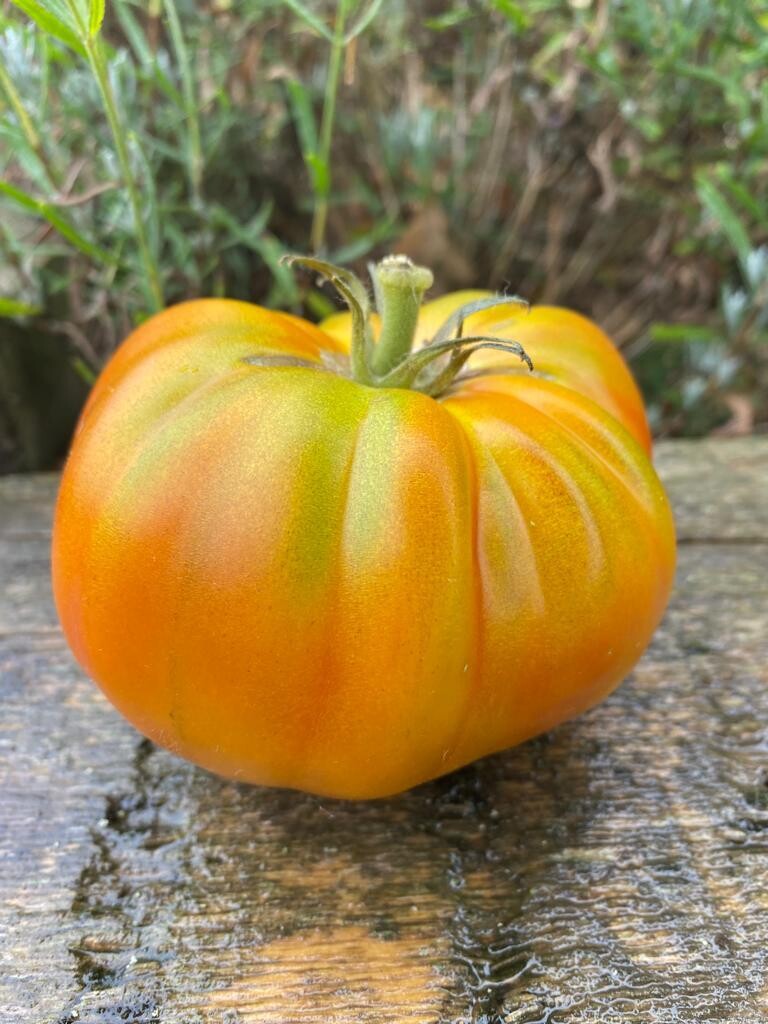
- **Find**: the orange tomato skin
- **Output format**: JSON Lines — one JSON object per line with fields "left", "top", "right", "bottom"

{"left": 52, "top": 297, "right": 675, "bottom": 799}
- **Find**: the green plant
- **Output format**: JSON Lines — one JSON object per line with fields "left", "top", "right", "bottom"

{"left": 637, "top": 175, "right": 768, "bottom": 435}
{"left": 1, "top": 0, "right": 162, "bottom": 314}
{"left": 0, "top": 0, "right": 766, "bottom": 470}
{"left": 282, "top": 0, "right": 383, "bottom": 252}
{"left": 0, "top": 0, "right": 310, "bottom": 357}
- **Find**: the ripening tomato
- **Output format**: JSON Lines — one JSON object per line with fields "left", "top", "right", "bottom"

{"left": 52, "top": 256, "right": 675, "bottom": 799}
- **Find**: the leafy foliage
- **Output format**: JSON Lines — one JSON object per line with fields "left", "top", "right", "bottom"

{"left": 0, "top": 0, "right": 766, "bottom": 469}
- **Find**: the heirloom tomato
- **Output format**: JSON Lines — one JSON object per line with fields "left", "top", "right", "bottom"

{"left": 52, "top": 256, "right": 675, "bottom": 799}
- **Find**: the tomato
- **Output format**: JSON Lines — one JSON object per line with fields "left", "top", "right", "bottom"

{"left": 52, "top": 256, "right": 675, "bottom": 799}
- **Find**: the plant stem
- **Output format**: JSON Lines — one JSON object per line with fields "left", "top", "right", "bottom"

{"left": 310, "top": 0, "right": 351, "bottom": 253}
{"left": 0, "top": 59, "right": 58, "bottom": 190}
{"left": 163, "top": 0, "right": 203, "bottom": 203}
{"left": 284, "top": 253, "right": 531, "bottom": 396}
{"left": 0, "top": 219, "right": 36, "bottom": 292}
{"left": 281, "top": 253, "right": 374, "bottom": 382}
{"left": 84, "top": 36, "right": 164, "bottom": 311}
{"left": 371, "top": 256, "right": 434, "bottom": 374}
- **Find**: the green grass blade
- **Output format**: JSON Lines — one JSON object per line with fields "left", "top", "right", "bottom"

{"left": 0, "top": 123, "right": 51, "bottom": 193}
{"left": 489, "top": 0, "right": 529, "bottom": 31}
{"left": 286, "top": 79, "right": 331, "bottom": 196}
{"left": 256, "top": 235, "right": 301, "bottom": 306}
{"left": 0, "top": 179, "right": 114, "bottom": 264}
{"left": 128, "top": 130, "right": 161, "bottom": 265}
{"left": 345, "top": 0, "right": 385, "bottom": 43}
{"left": 0, "top": 59, "right": 40, "bottom": 151}
{"left": 716, "top": 168, "right": 768, "bottom": 227}
{"left": 0, "top": 297, "right": 42, "bottom": 317}
{"left": 71, "top": 355, "right": 97, "bottom": 383}
{"left": 695, "top": 171, "right": 752, "bottom": 267}
{"left": 286, "top": 79, "right": 319, "bottom": 159}
{"left": 650, "top": 322, "right": 721, "bottom": 343}
{"left": 209, "top": 200, "right": 275, "bottom": 251}
{"left": 163, "top": 0, "right": 203, "bottom": 199}
{"left": 280, "top": 0, "right": 333, "bottom": 41}
{"left": 306, "top": 153, "right": 330, "bottom": 197}
{"left": 113, "top": 1, "right": 184, "bottom": 107}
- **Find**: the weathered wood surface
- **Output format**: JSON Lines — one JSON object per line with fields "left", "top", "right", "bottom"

{"left": 1, "top": 438, "right": 766, "bottom": 1024}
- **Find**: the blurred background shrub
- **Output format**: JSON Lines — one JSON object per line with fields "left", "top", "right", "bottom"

{"left": 0, "top": 0, "right": 766, "bottom": 471}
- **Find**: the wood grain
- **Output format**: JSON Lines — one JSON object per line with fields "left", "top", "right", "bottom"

{"left": 1, "top": 439, "right": 767, "bottom": 1024}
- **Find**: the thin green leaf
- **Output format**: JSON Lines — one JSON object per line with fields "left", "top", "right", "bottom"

{"left": 531, "top": 30, "right": 570, "bottom": 73}
{"left": 113, "top": 1, "right": 184, "bottom": 107}
{"left": 332, "top": 216, "right": 397, "bottom": 263}
{"left": 285, "top": 79, "right": 319, "bottom": 158}
{"left": 39, "top": 34, "right": 53, "bottom": 123}
{"left": 88, "top": 0, "right": 104, "bottom": 36}
{"left": 280, "top": 0, "right": 333, "bottom": 41}
{"left": 306, "top": 153, "right": 330, "bottom": 197}
{"left": 7, "top": 0, "right": 86, "bottom": 57}
{"left": 210, "top": 201, "right": 274, "bottom": 251}
{"left": 0, "top": 179, "right": 114, "bottom": 264}
{"left": 675, "top": 62, "right": 732, "bottom": 90}
{"left": 489, "top": 0, "right": 529, "bottom": 31}
{"left": 256, "top": 235, "right": 300, "bottom": 306}
{"left": 424, "top": 9, "right": 476, "bottom": 30}
{"left": 344, "top": 0, "right": 384, "bottom": 43}
{"left": 0, "top": 297, "right": 41, "bottom": 317}
{"left": 0, "top": 122, "right": 51, "bottom": 194}
{"left": 715, "top": 168, "right": 768, "bottom": 226}
{"left": 695, "top": 171, "right": 752, "bottom": 266}
{"left": 650, "top": 322, "right": 721, "bottom": 343}
{"left": 71, "top": 355, "right": 97, "bottom": 383}
{"left": 0, "top": 58, "right": 40, "bottom": 151}
{"left": 161, "top": 218, "right": 194, "bottom": 275}
{"left": 135, "top": 133, "right": 186, "bottom": 164}
{"left": 303, "top": 287, "right": 338, "bottom": 320}
{"left": 163, "top": 0, "right": 203, "bottom": 200}
{"left": 285, "top": 79, "right": 331, "bottom": 196}
{"left": 128, "top": 130, "right": 160, "bottom": 264}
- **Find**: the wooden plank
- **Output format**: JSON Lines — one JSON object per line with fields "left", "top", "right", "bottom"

{"left": 654, "top": 439, "right": 768, "bottom": 542}
{"left": 1, "top": 439, "right": 767, "bottom": 1024}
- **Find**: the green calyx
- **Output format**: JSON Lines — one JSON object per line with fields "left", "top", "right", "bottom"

{"left": 281, "top": 253, "right": 533, "bottom": 398}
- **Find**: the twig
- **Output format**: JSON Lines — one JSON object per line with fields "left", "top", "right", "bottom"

{"left": 54, "top": 181, "right": 119, "bottom": 207}
{"left": 38, "top": 317, "right": 102, "bottom": 370}
{"left": 310, "top": 0, "right": 352, "bottom": 253}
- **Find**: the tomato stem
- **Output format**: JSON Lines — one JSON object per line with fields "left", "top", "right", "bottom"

{"left": 282, "top": 253, "right": 534, "bottom": 396}
{"left": 369, "top": 256, "right": 434, "bottom": 375}
{"left": 380, "top": 336, "right": 533, "bottom": 393}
